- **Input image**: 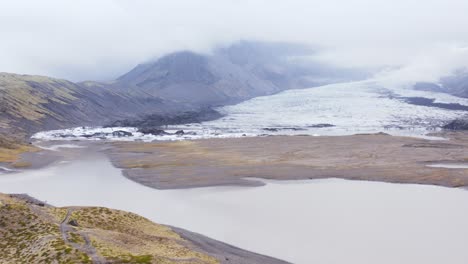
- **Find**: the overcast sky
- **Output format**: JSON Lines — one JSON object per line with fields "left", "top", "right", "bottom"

{"left": 1, "top": 0, "right": 468, "bottom": 82}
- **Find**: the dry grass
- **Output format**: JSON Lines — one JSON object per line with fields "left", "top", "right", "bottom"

{"left": 113, "top": 140, "right": 250, "bottom": 170}
{"left": 0, "top": 194, "right": 88, "bottom": 264}
{"left": 111, "top": 133, "right": 468, "bottom": 188}
{"left": 0, "top": 136, "right": 37, "bottom": 163}
{"left": 0, "top": 194, "right": 219, "bottom": 264}
{"left": 71, "top": 207, "right": 219, "bottom": 264}
{"left": 0, "top": 73, "right": 77, "bottom": 122}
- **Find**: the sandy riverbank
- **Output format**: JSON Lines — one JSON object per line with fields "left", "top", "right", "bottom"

{"left": 105, "top": 132, "right": 468, "bottom": 189}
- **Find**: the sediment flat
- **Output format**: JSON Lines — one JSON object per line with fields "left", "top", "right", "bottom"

{"left": 107, "top": 132, "right": 468, "bottom": 189}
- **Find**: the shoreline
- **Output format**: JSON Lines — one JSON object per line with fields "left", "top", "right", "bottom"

{"left": 105, "top": 132, "right": 468, "bottom": 189}
{"left": 3, "top": 134, "right": 468, "bottom": 264}
{"left": 9, "top": 131, "right": 468, "bottom": 190}
{"left": 0, "top": 192, "right": 288, "bottom": 264}
{"left": 1, "top": 153, "right": 467, "bottom": 264}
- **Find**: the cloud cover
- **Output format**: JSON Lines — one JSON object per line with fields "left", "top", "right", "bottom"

{"left": 1, "top": 0, "right": 468, "bottom": 82}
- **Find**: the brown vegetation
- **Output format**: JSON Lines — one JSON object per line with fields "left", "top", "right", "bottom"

{"left": 0, "top": 194, "right": 219, "bottom": 264}
{"left": 0, "top": 135, "right": 37, "bottom": 164}
{"left": 109, "top": 133, "right": 468, "bottom": 189}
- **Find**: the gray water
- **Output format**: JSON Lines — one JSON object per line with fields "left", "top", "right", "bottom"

{"left": 1, "top": 150, "right": 468, "bottom": 264}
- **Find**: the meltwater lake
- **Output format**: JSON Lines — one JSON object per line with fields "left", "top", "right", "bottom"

{"left": 1, "top": 146, "right": 468, "bottom": 264}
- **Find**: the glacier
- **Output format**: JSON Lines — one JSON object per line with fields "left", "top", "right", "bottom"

{"left": 33, "top": 80, "right": 468, "bottom": 141}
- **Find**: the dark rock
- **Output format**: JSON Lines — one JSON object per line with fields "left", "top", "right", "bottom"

{"left": 263, "top": 127, "right": 308, "bottom": 131}
{"left": 59, "top": 134, "right": 76, "bottom": 138}
{"left": 138, "top": 128, "right": 169, "bottom": 136}
{"left": 399, "top": 97, "right": 468, "bottom": 111}
{"left": 106, "top": 108, "right": 224, "bottom": 129}
{"left": 112, "top": 130, "right": 133, "bottom": 137}
{"left": 175, "top": 130, "right": 185, "bottom": 135}
{"left": 307, "top": 124, "right": 335, "bottom": 128}
{"left": 443, "top": 119, "right": 468, "bottom": 130}
{"left": 282, "top": 127, "right": 307, "bottom": 131}
{"left": 82, "top": 132, "right": 109, "bottom": 138}
{"left": 90, "top": 132, "right": 109, "bottom": 139}
{"left": 383, "top": 125, "right": 405, "bottom": 130}
{"left": 68, "top": 219, "right": 79, "bottom": 227}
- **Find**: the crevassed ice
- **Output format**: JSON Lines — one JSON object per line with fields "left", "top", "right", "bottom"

{"left": 32, "top": 81, "right": 468, "bottom": 141}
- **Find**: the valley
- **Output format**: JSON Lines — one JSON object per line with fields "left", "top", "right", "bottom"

{"left": 1, "top": 140, "right": 468, "bottom": 264}
{"left": 2, "top": 66, "right": 468, "bottom": 263}
{"left": 1, "top": 24, "right": 468, "bottom": 264}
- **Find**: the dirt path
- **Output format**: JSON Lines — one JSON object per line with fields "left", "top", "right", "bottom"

{"left": 60, "top": 208, "right": 106, "bottom": 264}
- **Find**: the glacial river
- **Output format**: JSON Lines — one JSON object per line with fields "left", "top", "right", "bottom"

{"left": 1, "top": 147, "right": 468, "bottom": 264}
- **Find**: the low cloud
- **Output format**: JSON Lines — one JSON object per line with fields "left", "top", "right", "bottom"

{"left": 373, "top": 44, "right": 468, "bottom": 87}
{"left": 1, "top": 0, "right": 468, "bottom": 82}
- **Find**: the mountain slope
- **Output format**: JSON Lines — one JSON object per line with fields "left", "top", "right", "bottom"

{"left": 0, "top": 73, "right": 170, "bottom": 137}
{"left": 114, "top": 50, "right": 282, "bottom": 106}
{"left": 0, "top": 41, "right": 368, "bottom": 138}
{"left": 413, "top": 70, "right": 468, "bottom": 98}
{"left": 113, "top": 41, "right": 366, "bottom": 106}
{"left": 440, "top": 71, "right": 468, "bottom": 97}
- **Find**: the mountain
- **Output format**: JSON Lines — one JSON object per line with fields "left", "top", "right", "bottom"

{"left": 0, "top": 41, "right": 368, "bottom": 139}
{"left": 439, "top": 71, "right": 468, "bottom": 97}
{"left": 0, "top": 73, "right": 173, "bottom": 137}
{"left": 413, "top": 70, "right": 468, "bottom": 98}
{"left": 112, "top": 41, "right": 367, "bottom": 106}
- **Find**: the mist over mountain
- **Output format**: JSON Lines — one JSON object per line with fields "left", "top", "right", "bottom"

{"left": 0, "top": 41, "right": 365, "bottom": 137}
{"left": 112, "top": 41, "right": 367, "bottom": 106}
{"left": 413, "top": 70, "right": 468, "bottom": 98}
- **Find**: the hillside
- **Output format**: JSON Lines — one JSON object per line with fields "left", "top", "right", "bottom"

{"left": 0, "top": 193, "right": 287, "bottom": 264}
{"left": 0, "top": 73, "right": 171, "bottom": 137}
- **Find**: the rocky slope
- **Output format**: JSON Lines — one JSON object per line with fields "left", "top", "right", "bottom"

{"left": 113, "top": 41, "right": 366, "bottom": 106}
{"left": 0, "top": 73, "right": 174, "bottom": 138}
{"left": 0, "top": 193, "right": 288, "bottom": 264}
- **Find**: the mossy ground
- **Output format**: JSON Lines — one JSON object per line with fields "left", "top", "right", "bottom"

{"left": 0, "top": 194, "right": 88, "bottom": 263}
{"left": 71, "top": 207, "right": 218, "bottom": 264}
{"left": 0, "top": 136, "right": 37, "bottom": 164}
{"left": 0, "top": 194, "right": 219, "bottom": 264}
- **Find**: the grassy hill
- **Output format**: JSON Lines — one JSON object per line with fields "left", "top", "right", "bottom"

{"left": 0, "top": 193, "right": 288, "bottom": 264}
{"left": 0, "top": 73, "right": 170, "bottom": 138}
{"left": 0, "top": 194, "right": 216, "bottom": 263}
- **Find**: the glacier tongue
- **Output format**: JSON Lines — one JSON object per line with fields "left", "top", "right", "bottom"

{"left": 197, "top": 80, "right": 468, "bottom": 137}
{"left": 33, "top": 81, "right": 468, "bottom": 141}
